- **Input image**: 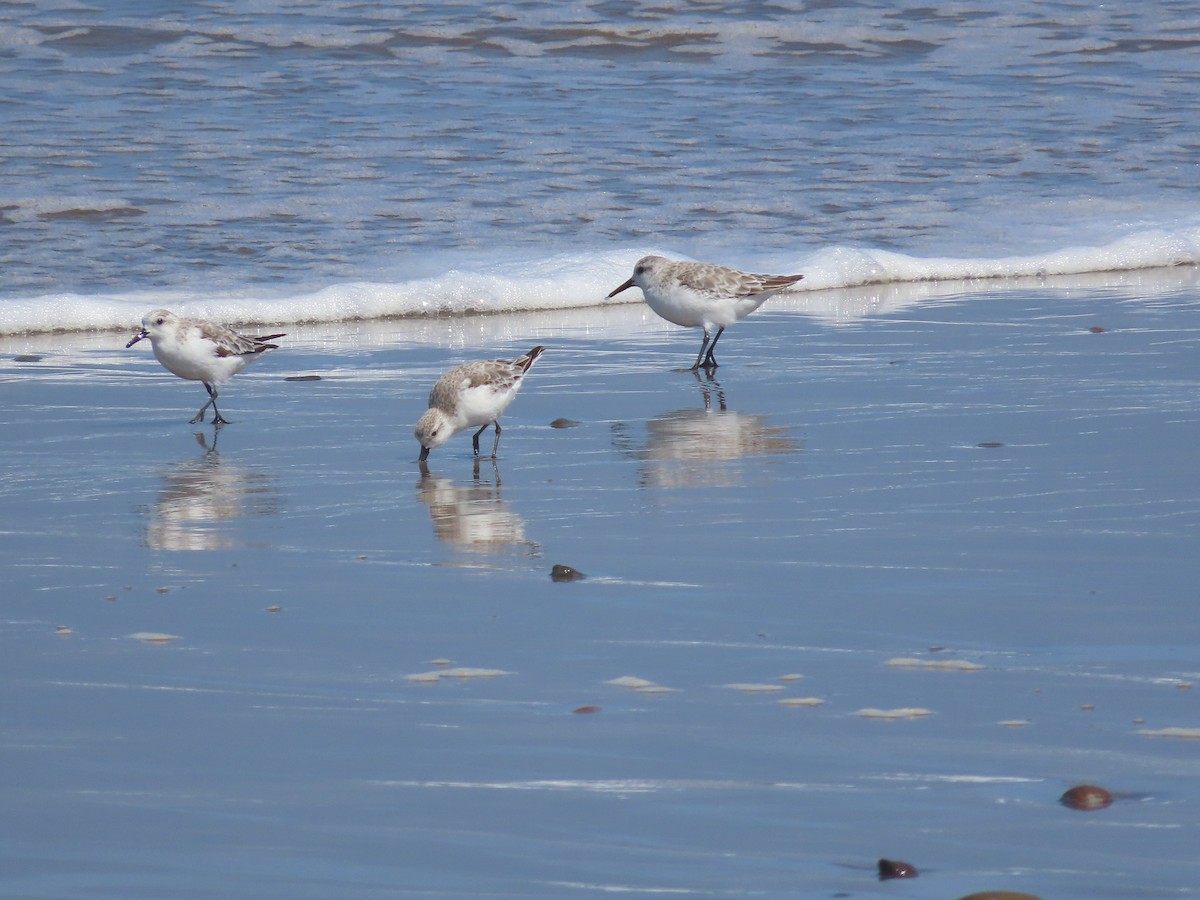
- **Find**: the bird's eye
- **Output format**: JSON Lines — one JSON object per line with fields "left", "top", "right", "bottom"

{"left": 155, "top": 318, "right": 164, "bottom": 325}
{"left": 635, "top": 266, "right": 645, "bottom": 275}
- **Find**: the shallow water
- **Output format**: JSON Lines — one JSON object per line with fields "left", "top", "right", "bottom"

{"left": 2, "top": 279, "right": 1198, "bottom": 898}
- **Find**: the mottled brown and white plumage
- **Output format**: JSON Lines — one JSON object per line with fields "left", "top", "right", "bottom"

{"left": 415, "top": 346, "right": 545, "bottom": 461}
{"left": 126, "top": 308, "right": 284, "bottom": 425}
{"left": 607, "top": 255, "right": 803, "bottom": 369}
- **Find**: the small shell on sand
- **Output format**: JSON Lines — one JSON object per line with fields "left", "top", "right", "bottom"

{"left": 997, "top": 719, "right": 1031, "bottom": 728}
{"left": 55, "top": 625, "right": 73, "bottom": 636}
{"left": 405, "top": 667, "right": 512, "bottom": 682}
{"left": 778, "top": 673, "right": 804, "bottom": 682}
{"left": 888, "top": 657, "right": 984, "bottom": 671}
{"left": 723, "top": 683, "right": 784, "bottom": 693}
{"left": 857, "top": 707, "right": 933, "bottom": 719}
{"left": 436, "top": 667, "right": 510, "bottom": 679}
{"left": 606, "top": 676, "right": 656, "bottom": 689}
{"left": 606, "top": 676, "right": 678, "bottom": 694}
{"left": 1137, "top": 726, "right": 1200, "bottom": 739}
{"left": 129, "top": 632, "right": 179, "bottom": 644}
{"left": 1059, "top": 784, "right": 1113, "bottom": 811}
{"left": 778, "top": 697, "right": 825, "bottom": 708}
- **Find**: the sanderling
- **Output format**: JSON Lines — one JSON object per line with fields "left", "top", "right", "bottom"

{"left": 126, "top": 309, "right": 285, "bottom": 425}
{"left": 607, "top": 255, "right": 803, "bottom": 369}
{"left": 415, "top": 346, "right": 545, "bottom": 461}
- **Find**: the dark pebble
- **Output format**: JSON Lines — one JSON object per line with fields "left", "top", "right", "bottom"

{"left": 573, "top": 705, "right": 601, "bottom": 714}
{"left": 977, "top": 441, "right": 1005, "bottom": 449}
{"left": 285, "top": 374, "right": 322, "bottom": 382}
{"left": 14, "top": 354, "right": 43, "bottom": 362}
{"left": 1060, "top": 784, "right": 1113, "bottom": 811}
{"left": 1089, "top": 325, "right": 1106, "bottom": 333}
{"left": 957, "top": 893, "right": 1042, "bottom": 900}
{"left": 551, "top": 564, "right": 585, "bottom": 582}
{"left": 549, "top": 417, "right": 580, "bottom": 428}
{"left": 877, "top": 858, "right": 918, "bottom": 880}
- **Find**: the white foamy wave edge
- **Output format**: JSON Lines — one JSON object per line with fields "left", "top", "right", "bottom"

{"left": 3, "top": 228, "right": 1198, "bottom": 335}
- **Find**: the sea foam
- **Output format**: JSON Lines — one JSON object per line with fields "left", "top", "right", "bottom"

{"left": 2, "top": 228, "right": 1197, "bottom": 336}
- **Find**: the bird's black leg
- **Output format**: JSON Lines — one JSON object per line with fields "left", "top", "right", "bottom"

{"left": 471, "top": 422, "right": 490, "bottom": 456}
{"left": 490, "top": 421, "right": 502, "bottom": 458}
{"left": 190, "top": 383, "right": 216, "bottom": 424}
{"left": 702, "top": 327, "right": 725, "bottom": 368}
{"left": 208, "top": 384, "right": 230, "bottom": 426}
{"left": 691, "top": 330, "right": 713, "bottom": 371}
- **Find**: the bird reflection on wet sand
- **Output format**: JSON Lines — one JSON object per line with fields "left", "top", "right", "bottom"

{"left": 145, "top": 431, "right": 281, "bottom": 551}
{"left": 417, "top": 458, "right": 538, "bottom": 556}
{"left": 612, "top": 371, "right": 800, "bottom": 488}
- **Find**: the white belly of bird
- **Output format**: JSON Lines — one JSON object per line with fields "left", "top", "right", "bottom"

{"left": 644, "top": 286, "right": 761, "bottom": 330}
{"left": 456, "top": 384, "right": 515, "bottom": 429}
{"left": 154, "top": 341, "right": 246, "bottom": 383}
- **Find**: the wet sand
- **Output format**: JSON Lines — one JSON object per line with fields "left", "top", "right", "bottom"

{"left": 2, "top": 273, "right": 1199, "bottom": 899}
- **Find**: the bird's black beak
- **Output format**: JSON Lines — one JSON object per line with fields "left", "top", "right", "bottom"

{"left": 418, "top": 445, "right": 430, "bottom": 462}
{"left": 606, "top": 277, "right": 636, "bottom": 299}
{"left": 125, "top": 329, "right": 148, "bottom": 348}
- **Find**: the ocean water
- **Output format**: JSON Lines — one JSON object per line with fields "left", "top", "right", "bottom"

{"left": 3, "top": 0, "right": 1200, "bottom": 333}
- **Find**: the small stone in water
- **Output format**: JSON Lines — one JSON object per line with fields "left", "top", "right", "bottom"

{"left": 573, "top": 705, "right": 601, "bottom": 714}
{"left": 877, "top": 858, "right": 918, "bottom": 880}
{"left": 1060, "top": 784, "right": 1113, "bottom": 811}
{"left": 549, "top": 417, "right": 580, "bottom": 428}
{"left": 551, "top": 564, "right": 585, "bottom": 582}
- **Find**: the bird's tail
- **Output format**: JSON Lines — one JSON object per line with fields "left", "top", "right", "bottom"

{"left": 250, "top": 333, "right": 286, "bottom": 352}
{"left": 753, "top": 273, "right": 804, "bottom": 293}
{"left": 515, "top": 345, "right": 545, "bottom": 374}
